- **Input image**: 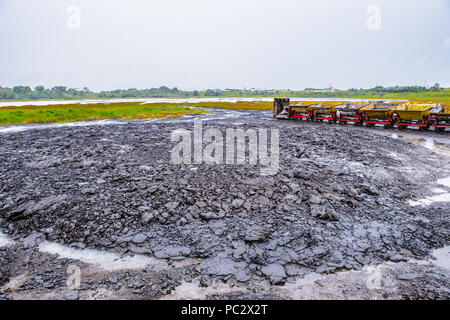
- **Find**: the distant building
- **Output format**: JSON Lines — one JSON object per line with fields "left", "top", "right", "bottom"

{"left": 304, "top": 87, "right": 339, "bottom": 92}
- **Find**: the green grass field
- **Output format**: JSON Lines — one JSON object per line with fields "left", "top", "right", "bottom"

{"left": 0, "top": 101, "right": 276, "bottom": 126}
{"left": 0, "top": 102, "right": 208, "bottom": 125}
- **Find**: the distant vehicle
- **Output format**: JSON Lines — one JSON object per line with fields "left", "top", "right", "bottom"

{"left": 273, "top": 98, "right": 449, "bottom": 132}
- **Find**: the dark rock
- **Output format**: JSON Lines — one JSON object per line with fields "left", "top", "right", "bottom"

{"left": 397, "top": 273, "right": 420, "bottom": 281}
{"left": 132, "top": 233, "right": 148, "bottom": 244}
{"left": 260, "top": 263, "right": 286, "bottom": 284}
{"left": 244, "top": 226, "right": 270, "bottom": 242}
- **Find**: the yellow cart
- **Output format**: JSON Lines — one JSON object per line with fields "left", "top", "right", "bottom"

{"left": 360, "top": 102, "right": 399, "bottom": 127}
{"left": 392, "top": 102, "right": 437, "bottom": 129}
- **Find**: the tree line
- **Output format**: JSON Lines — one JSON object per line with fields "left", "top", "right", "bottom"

{"left": 0, "top": 85, "right": 197, "bottom": 100}
{"left": 0, "top": 84, "right": 445, "bottom": 100}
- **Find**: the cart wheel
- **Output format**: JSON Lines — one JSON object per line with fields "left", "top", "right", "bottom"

{"left": 435, "top": 127, "right": 445, "bottom": 133}
{"left": 398, "top": 125, "right": 408, "bottom": 129}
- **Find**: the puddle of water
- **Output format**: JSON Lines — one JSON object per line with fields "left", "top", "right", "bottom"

{"left": 0, "top": 98, "right": 273, "bottom": 108}
{"left": 437, "top": 176, "right": 450, "bottom": 188}
{"left": 282, "top": 273, "right": 325, "bottom": 299}
{"left": 155, "top": 109, "right": 245, "bottom": 124}
{"left": 0, "top": 231, "right": 15, "bottom": 247}
{"left": 0, "top": 98, "right": 147, "bottom": 108}
{"left": 408, "top": 175, "right": 450, "bottom": 206}
{"left": 0, "top": 119, "right": 123, "bottom": 134}
{"left": 161, "top": 280, "right": 246, "bottom": 300}
{"left": 402, "top": 137, "right": 450, "bottom": 156}
{"left": 431, "top": 246, "right": 450, "bottom": 271}
{"left": 408, "top": 193, "right": 450, "bottom": 206}
{"left": 432, "top": 187, "right": 446, "bottom": 193}
{"left": 389, "top": 134, "right": 450, "bottom": 157}
{"left": 0, "top": 97, "right": 405, "bottom": 108}
{"left": 280, "top": 247, "right": 450, "bottom": 299}
{"left": 38, "top": 241, "right": 167, "bottom": 272}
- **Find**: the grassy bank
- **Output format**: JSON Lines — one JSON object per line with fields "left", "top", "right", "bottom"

{"left": 0, "top": 102, "right": 207, "bottom": 126}
{"left": 0, "top": 101, "right": 277, "bottom": 126}
{"left": 183, "top": 101, "right": 274, "bottom": 110}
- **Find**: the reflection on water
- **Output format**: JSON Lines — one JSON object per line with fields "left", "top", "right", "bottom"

{"left": 38, "top": 241, "right": 167, "bottom": 271}
{"left": 437, "top": 176, "right": 450, "bottom": 188}
{"left": 161, "top": 280, "right": 246, "bottom": 300}
{"left": 389, "top": 133, "right": 450, "bottom": 206}
{"left": 389, "top": 134, "right": 450, "bottom": 157}
{"left": 431, "top": 246, "right": 450, "bottom": 271}
{"left": 0, "top": 119, "right": 123, "bottom": 134}
{"left": 408, "top": 175, "right": 450, "bottom": 206}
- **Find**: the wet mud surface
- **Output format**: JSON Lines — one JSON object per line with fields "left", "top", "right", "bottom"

{"left": 0, "top": 110, "right": 449, "bottom": 299}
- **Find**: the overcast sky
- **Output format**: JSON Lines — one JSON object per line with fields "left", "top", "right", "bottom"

{"left": 0, "top": 0, "right": 449, "bottom": 91}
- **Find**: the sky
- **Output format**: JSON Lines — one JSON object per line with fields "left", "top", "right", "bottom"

{"left": 0, "top": 0, "right": 449, "bottom": 91}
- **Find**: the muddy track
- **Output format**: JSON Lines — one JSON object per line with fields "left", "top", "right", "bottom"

{"left": 0, "top": 110, "right": 449, "bottom": 299}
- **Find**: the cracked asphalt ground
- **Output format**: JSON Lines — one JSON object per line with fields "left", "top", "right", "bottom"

{"left": 0, "top": 109, "right": 449, "bottom": 299}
